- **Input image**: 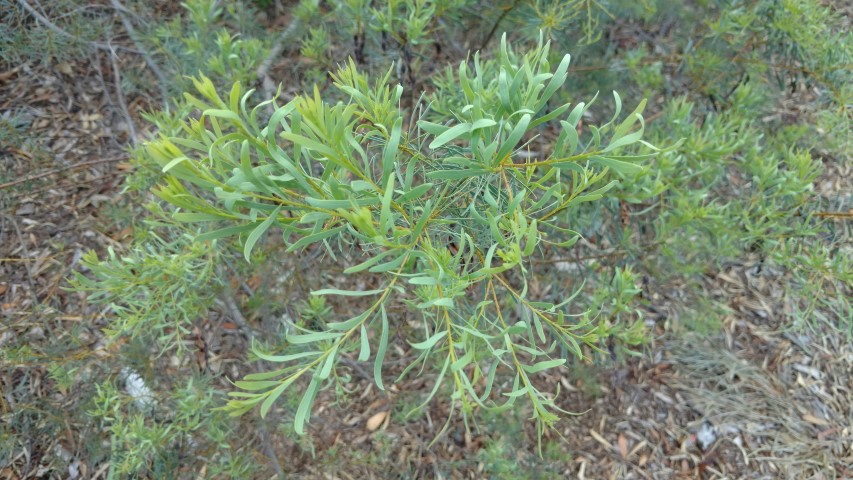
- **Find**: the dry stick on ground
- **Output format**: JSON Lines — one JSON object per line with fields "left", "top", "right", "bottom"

{"left": 215, "top": 286, "right": 267, "bottom": 340}
{"left": 215, "top": 261, "right": 281, "bottom": 338}
{"left": 339, "top": 357, "right": 377, "bottom": 384}
{"left": 2, "top": 170, "right": 127, "bottom": 204}
{"left": 107, "top": 44, "right": 138, "bottom": 146}
{"left": 0, "top": 157, "right": 124, "bottom": 190}
{"left": 252, "top": 354, "right": 287, "bottom": 479}
{"left": 479, "top": 0, "right": 523, "bottom": 51}
{"left": 108, "top": 0, "right": 170, "bottom": 109}
{"left": 256, "top": 17, "right": 304, "bottom": 104}
{"left": 15, "top": 0, "right": 140, "bottom": 54}
{"left": 257, "top": 425, "right": 285, "bottom": 480}
{"left": 814, "top": 211, "right": 853, "bottom": 218}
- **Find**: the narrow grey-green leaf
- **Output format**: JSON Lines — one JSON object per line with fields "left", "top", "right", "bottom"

{"left": 287, "top": 331, "right": 342, "bottom": 345}
{"left": 252, "top": 349, "right": 321, "bottom": 364}
{"left": 521, "top": 358, "right": 566, "bottom": 374}
{"left": 426, "top": 169, "right": 490, "bottom": 180}
{"left": 369, "top": 253, "right": 408, "bottom": 273}
{"left": 407, "top": 356, "right": 449, "bottom": 416}
{"left": 590, "top": 155, "right": 645, "bottom": 175}
{"left": 343, "top": 250, "right": 395, "bottom": 274}
{"left": 299, "top": 212, "right": 332, "bottom": 224}
{"left": 259, "top": 382, "right": 287, "bottom": 418}
{"left": 567, "top": 105, "right": 585, "bottom": 131}
{"left": 379, "top": 175, "right": 395, "bottom": 235}
{"left": 244, "top": 206, "right": 281, "bottom": 261}
{"left": 311, "top": 288, "right": 385, "bottom": 297}
{"left": 409, "top": 330, "right": 447, "bottom": 350}
{"left": 604, "top": 124, "right": 644, "bottom": 152}
{"left": 162, "top": 156, "right": 190, "bottom": 173}
{"left": 318, "top": 345, "right": 338, "bottom": 379}
{"left": 304, "top": 197, "right": 380, "bottom": 208}
{"left": 286, "top": 225, "right": 345, "bottom": 252}
{"left": 530, "top": 102, "right": 571, "bottom": 129}
{"left": 532, "top": 315, "right": 546, "bottom": 344}
{"left": 451, "top": 350, "right": 473, "bottom": 373}
{"left": 173, "top": 212, "right": 223, "bottom": 222}
{"left": 471, "top": 118, "right": 498, "bottom": 131}
{"left": 397, "top": 183, "right": 433, "bottom": 203}
{"left": 281, "top": 132, "right": 338, "bottom": 160}
{"left": 234, "top": 380, "right": 280, "bottom": 391}
{"left": 202, "top": 108, "right": 242, "bottom": 123}
{"left": 498, "top": 68, "right": 512, "bottom": 112}
{"left": 494, "top": 113, "right": 531, "bottom": 166}
{"left": 196, "top": 224, "right": 256, "bottom": 241}
{"left": 243, "top": 367, "right": 290, "bottom": 381}
{"left": 429, "top": 123, "right": 471, "bottom": 149}
{"left": 536, "top": 53, "right": 571, "bottom": 112}
{"left": 374, "top": 305, "right": 389, "bottom": 390}
{"left": 326, "top": 310, "right": 370, "bottom": 331}
{"left": 503, "top": 386, "right": 530, "bottom": 398}
{"left": 408, "top": 276, "right": 439, "bottom": 286}
{"left": 612, "top": 98, "right": 647, "bottom": 140}
{"left": 382, "top": 118, "right": 402, "bottom": 185}
{"left": 294, "top": 377, "right": 320, "bottom": 434}
{"left": 417, "top": 120, "right": 449, "bottom": 136}
{"left": 358, "top": 324, "right": 370, "bottom": 361}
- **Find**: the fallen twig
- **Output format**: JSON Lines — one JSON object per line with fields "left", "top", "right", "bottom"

{"left": 814, "top": 211, "right": 853, "bottom": 219}
{"left": 256, "top": 17, "right": 304, "bottom": 103}
{"left": 257, "top": 425, "right": 285, "bottom": 479}
{"left": 108, "top": 0, "right": 170, "bottom": 109}
{"left": 0, "top": 157, "right": 124, "bottom": 190}
{"left": 215, "top": 280, "right": 269, "bottom": 340}
{"left": 15, "top": 0, "right": 140, "bottom": 54}
{"left": 340, "top": 357, "right": 376, "bottom": 384}
{"left": 107, "top": 43, "right": 138, "bottom": 146}
{"left": 479, "top": 0, "right": 523, "bottom": 51}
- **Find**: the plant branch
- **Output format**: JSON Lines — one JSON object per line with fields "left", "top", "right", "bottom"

{"left": 106, "top": 45, "right": 138, "bottom": 147}
{"left": 108, "top": 0, "right": 170, "bottom": 109}
{"left": 216, "top": 283, "right": 265, "bottom": 339}
{"left": 256, "top": 17, "right": 304, "bottom": 103}
{"left": 15, "top": 0, "right": 140, "bottom": 54}
{"left": 479, "top": 0, "right": 522, "bottom": 51}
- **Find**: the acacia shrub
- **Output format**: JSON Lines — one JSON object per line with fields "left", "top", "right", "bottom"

{"left": 144, "top": 34, "right": 670, "bottom": 435}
